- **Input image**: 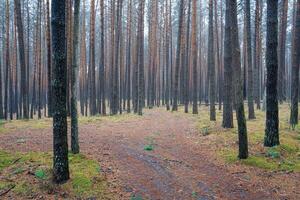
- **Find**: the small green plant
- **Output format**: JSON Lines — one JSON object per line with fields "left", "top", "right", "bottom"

{"left": 131, "top": 194, "right": 143, "bottom": 200}
{"left": 266, "top": 147, "right": 280, "bottom": 159}
{"left": 201, "top": 127, "right": 209, "bottom": 136}
{"left": 35, "top": 169, "right": 47, "bottom": 180}
{"left": 144, "top": 145, "right": 154, "bottom": 151}
{"left": 192, "top": 191, "right": 198, "bottom": 198}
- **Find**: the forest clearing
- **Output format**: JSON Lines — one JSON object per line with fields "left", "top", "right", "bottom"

{"left": 0, "top": 0, "right": 300, "bottom": 199}
{"left": 0, "top": 105, "right": 299, "bottom": 199}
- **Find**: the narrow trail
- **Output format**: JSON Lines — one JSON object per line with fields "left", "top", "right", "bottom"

{"left": 0, "top": 108, "right": 298, "bottom": 199}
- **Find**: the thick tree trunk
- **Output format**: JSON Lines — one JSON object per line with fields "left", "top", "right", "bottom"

{"left": 223, "top": 0, "right": 233, "bottom": 128}
{"left": 230, "top": 0, "right": 248, "bottom": 159}
{"left": 264, "top": 0, "right": 279, "bottom": 147}
{"left": 14, "top": 0, "right": 29, "bottom": 119}
{"left": 51, "top": 0, "right": 70, "bottom": 183}
{"left": 172, "top": 0, "right": 184, "bottom": 111}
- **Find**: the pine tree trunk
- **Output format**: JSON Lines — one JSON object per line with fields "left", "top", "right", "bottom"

{"left": 245, "top": 0, "right": 255, "bottom": 119}
{"left": 137, "top": 0, "right": 145, "bottom": 115}
{"left": 126, "top": 0, "right": 132, "bottom": 113}
{"left": 14, "top": 0, "right": 28, "bottom": 119}
{"left": 223, "top": 0, "right": 234, "bottom": 128}
{"left": 278, "top": 0, "right": 288, "bottom": 103}
{"left": 290, "top": 0, "right": 300, "bottom": 127}
{"left": 100, "top": 0, "right": 106, "bottom": 115}
{"left": 89, "top": 0, "right": 96, "bottom": 115}
{"left": 230, "top": 0, "right": 248, "bottom": 159}
{"left": 191, "top": 0, "right": 198, "bottom": 114}
{"left": 208, "top": 0, "right": 216, "bottom": 121}
{"left": 51, "top": 0, "right": 70, "bottom": 183}
{"left": 264, "top": 0, "right": 279, "bottom": 147}
{"left": 71, "top": 0, "right": 80, "bottom": 154}
{"left": 172, "top": 0, "right": 184, "bottom": 111}
{"left": 46, "top": 0, "right": 52, "bottom": 117}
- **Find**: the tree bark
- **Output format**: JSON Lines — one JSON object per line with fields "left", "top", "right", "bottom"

{"left": 264, "top": 0, "right": 279, "bottom": 147}
{"left": 51, "top": 0, "right": 70, "bottom": 183}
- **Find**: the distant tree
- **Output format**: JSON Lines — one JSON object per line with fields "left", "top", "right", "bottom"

{"left": 208, "top": 0, "right": 216, "bottom": 121}
{"left": 245, "top": 0, "right": 255, "bottom": 119}
{"left": 164, "top": 0, "right": 171, "bottom": 111}
{"left": 254, "top": 0, "right": 262, "bottom": 110}
{"left": 172, "top": 0, "right": 184, "bottom": 111}
{"left": 278, "top": 0, "right": 288, "bottom": 103}
{"left": 126, "top": 0, "right": 132, "bottom": 113}
{"left": 137, "top": 0, "right": 145, "bottom": 115}
{"left": 37, "top": 0, "right": 42, "bottom": 119}
{"left": 51, "top": 0, "right": 70, "bottom": 183}
{"left": 223, "top": 0, "right": 234, "bottom": 128}
{"left": 89, "top": 0, "right": 96, "bottom": 115}
{"left": 184, "top": 0, "right": 192, "bottom": 114}
{"left": 4, "top": 0, "right": 10, "bottom": 120}
{"left": 191, "top": 0, "right": 198, "bottom": 114}
{"left": 46, "top": 0, "right": 52, "bottom": 117}
{"left": 71, "top": 0, "right": 80, "bottom": 154}
{"left": 100, "top": 0, "right": 106, "bottom": 115}
{"left": 290, "top": 0, "right": 300, "bottom": 127}
{"left": 264, "top": 0, "right": 279, "bottom": 147}
{"left": 0, "top": 47, "right": 3, "bottom": 119}
{"left": 14, "top": 0, "right": 29, "bottom": 119}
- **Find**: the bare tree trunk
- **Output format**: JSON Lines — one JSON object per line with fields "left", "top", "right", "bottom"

{"left": 290, "top": 0, "right": 300, "bottom": 127}
{"left": 230, "top": 0, "right": 248, "bottom": 159}
{"left": 51, "top": 0, "right": 70, "bottom": 184}
{"left": 208, "top": 0, "right": 216, "bottom": 121}
{"left": 265, "top": 0, "right": 279, "bottom": 147}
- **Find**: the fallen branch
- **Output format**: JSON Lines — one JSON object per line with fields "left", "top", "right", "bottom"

{"left": 11, "top": 157, "right": 21, "bottom": 164}
{"left": 0, "top": 185, "right": 15, "bottom": 196}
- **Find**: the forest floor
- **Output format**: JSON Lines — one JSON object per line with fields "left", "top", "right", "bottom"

{"left": 0, "top": 104, "right": 299, "bottom": 199}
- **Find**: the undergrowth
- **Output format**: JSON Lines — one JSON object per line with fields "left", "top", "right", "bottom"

{"left": 0, "top": 151, "right": 115, "bottom": 199}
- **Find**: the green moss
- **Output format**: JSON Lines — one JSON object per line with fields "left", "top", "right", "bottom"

{"left": 35, "top": 169, "right": 47, "bottom": 180}
{"left": 0, "top": 151, "right": 15, "bottom": 171}
{"left": 219, "top": 149, "right": 238, "bottom": 163}
{"left": 0, "top": 151, "right": 114, "bottom": 199}
{"left": 13, "top": 181, "right": 33, "bottom": 196}
{"left": 241, "top": 156, "right": 277, "bottom": 170}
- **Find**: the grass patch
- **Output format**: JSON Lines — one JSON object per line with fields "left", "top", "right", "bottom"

{"left": 193, "top": 104, "right": 300, "bottom": 172}
{"left": 79, "top": 113, "right": 137, "bottom": 125}
{"left": 0, "top": 150, "right": 115, "bottom": 199}
{"left": 0, "top": 119, "right": 51, "bottom": 135}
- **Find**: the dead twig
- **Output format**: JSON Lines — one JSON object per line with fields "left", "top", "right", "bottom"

{"left": 0, "top": 185, "right": 15, "bottom": 196}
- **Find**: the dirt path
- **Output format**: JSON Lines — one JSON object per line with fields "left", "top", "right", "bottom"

{"left": 0, "top": 108, "right": 298, "bottom": 199}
